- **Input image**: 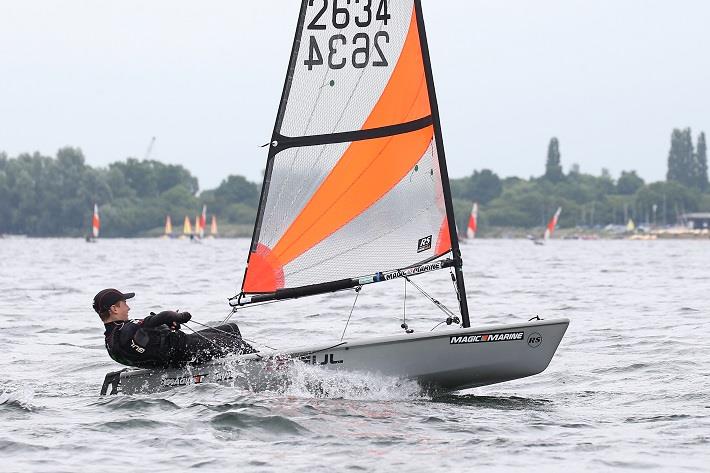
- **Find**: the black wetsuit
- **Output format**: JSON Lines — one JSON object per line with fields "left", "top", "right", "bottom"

{"left": 104, "top": 313, "right": 256, "bottom": 368}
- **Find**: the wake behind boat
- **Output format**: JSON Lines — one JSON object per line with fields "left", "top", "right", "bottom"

{"left": 100, "top": 0, "right": 568, "bottom": 395}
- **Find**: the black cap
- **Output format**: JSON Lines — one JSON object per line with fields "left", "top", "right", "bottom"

{"left": 93, "top": 288, "right": 135, "bottom": 314}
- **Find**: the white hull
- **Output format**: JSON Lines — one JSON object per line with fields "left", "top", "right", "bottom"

{"left": 101, "top": 318, "right": 568, "bottom": 395}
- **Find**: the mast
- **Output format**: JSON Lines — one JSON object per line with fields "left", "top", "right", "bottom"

{"left": 414, "top": 0, "right": 470, "bottom": 327}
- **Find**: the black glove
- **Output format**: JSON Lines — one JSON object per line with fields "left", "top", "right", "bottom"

{"left": 144, "top": 310, "right": 190, "bottom": 329}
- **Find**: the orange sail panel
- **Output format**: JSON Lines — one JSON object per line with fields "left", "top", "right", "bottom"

{"left": 362, "top": 9, "right": 430, "bottom": 129}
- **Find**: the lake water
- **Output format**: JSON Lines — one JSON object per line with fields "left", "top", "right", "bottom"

{"left": 0, "top": 237, "right": 708, "bottom": 472}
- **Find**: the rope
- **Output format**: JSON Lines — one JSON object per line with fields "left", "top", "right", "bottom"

{"left": 186, "top": 319, "right": 278, "bottom": 351}
{"left": 186, "top": 319, "right": 278, "bottom": 352}
{"left": 340, "top": 286, "right": 361, "bottom": 341}
{"left": 182, "top": 323, "right": 223, "bottom": 350}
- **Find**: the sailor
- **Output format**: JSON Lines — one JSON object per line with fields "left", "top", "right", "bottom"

{"left": 94, "top": 288, "right": 256, "bottom": 368}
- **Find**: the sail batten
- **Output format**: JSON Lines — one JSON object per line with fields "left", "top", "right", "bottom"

{"left": 242, "top": 1, "right": 466, "bottom": 314}
{"left": 273, "top": 115, "right": 432, "bottom": 150}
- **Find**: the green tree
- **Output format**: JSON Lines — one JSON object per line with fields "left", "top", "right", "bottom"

{"left": 667, "top": 128, "right": 696, "bottom": 188}
{"left": 617, "top": 171, "right": 644, "bottom": 195}
{"left": 213, "top": 175, "right": 259, "bottom": 211}
{"left": 696, "top": 132, "right": 708, "bottom": 191}
{"left": 466, "top": 169, "right": 502, "bottom": 204}
{"left": 544, "top": 137, "right": 563, "bottom": 182}
{"left": 109, "top": 159, "right": 198, "bottom": 198}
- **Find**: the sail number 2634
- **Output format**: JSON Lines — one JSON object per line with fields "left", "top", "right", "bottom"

{"left": 304, "top": 0, "right": 392, "bottom": 71}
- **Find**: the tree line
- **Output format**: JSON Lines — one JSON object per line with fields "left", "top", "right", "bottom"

{"left": 1, "top": 127, "right": 709, "bottom": 237}
{"left": 449, "top": 128, "right": 710, "bottom": 233}
{"left": 0, "top": 148, "right": 259, "bottom": 237}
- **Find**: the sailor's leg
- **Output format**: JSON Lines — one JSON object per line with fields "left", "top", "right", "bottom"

{"left": 185, "top": 323, "right": 256, "bottom": 363}
{"left": 200, "top": 323, "right": 257, "bottom": 354}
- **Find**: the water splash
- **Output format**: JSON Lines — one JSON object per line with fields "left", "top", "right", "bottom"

{"left": 0, "top": 384, "right": 36, "bottom": 411}
{"left": 278, "top": 361, "right": 427, "bottom": 401}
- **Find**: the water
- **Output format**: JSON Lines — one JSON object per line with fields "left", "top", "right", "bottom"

{"left": 0, "top": 238, "right": 708, "bottom": 472}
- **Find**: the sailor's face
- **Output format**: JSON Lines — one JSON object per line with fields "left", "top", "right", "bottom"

{"left": 111, "top": 300, "right": 130, "bottom": 320}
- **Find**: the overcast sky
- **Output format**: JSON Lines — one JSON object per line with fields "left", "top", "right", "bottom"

{"left": 1, "top": 0, "right": 708, "bottom": 190}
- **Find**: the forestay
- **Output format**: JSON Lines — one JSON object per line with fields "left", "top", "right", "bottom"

{"left": 240, "top": 0, "right": 466, "bottom": 323}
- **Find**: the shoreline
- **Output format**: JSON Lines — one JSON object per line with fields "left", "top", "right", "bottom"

{"left": 3, "top": 227, "right": 709, "bottom": 240}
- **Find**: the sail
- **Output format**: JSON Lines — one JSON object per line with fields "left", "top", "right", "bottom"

{"left": 466, "top": 202, "right": 478, "bottom": 239}
{"left": 194, "top": 215, "right": 200, "bottom": 238}
{"left": 210, "top": 215, "right": 218, "bottom": 236}
{"left": 165, "top": 216, "right": 173, "bottom": 235}
{"left": 544, "top": 207, "right": 562, "bottom": 240}
{"left": 183, "top": 216, "right": 192, "bottom": 235}
{"left": 242, "top": 0, "right": 462, "bottom": 297}
{"left": 199, "top": 205, "right": 207, "bottom": 239}
{"left": 92, "top": 204, "right": 100, "bottom": 238}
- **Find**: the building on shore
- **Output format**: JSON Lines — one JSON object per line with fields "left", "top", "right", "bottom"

{"left": 682, "top": 213, "right": 710, "bottom": 230}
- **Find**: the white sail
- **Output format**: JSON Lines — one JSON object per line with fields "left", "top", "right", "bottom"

{"left": 242, "top": 0, "right": 461, "bottom": 301}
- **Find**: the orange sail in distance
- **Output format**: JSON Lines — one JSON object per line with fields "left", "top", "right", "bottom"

{"left": 92, "top": 204, "right": 100, "bottom": 238}
{"left": 466, "top": 203, "right": 478, "bottom": 239}
{"left": 544, "top": 207, "right": 562, "bottom": 240}
{"left": 210, "top": 215, "right": 218, "bottom": 237}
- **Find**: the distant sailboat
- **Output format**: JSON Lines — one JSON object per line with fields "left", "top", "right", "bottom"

{"left": 529, "top": 206, "right": 561, "bottom": 245}
{"left": 199, "top": 205, "right": 207, "bottom": 239}
{"left": 466, "top": 202, "right": 478, "bottom": 239}
{"left": 86, "top": 204, "right": 100, "bottom": 242}
{"left": 194, "top": 215, "right": 201, "bottom": 240}
{"left": 210, "top": 215, "right": 218, "bottom": 238}
{"left": 163, "top": 216, "right": 173, "bottom": 239}
{"left": 182, "top": 216, "right": 192, "bottom": 239}
{"left": 626, "top": 218, "right": 636, "bottom": 232}
{"left": 92, "top": 204, "right": 100, "bottom": 239}
{"left": 544, "top": 207, "right": 562, "bottom": 241}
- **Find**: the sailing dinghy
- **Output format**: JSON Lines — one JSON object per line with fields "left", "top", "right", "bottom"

{"left": 101, "top": 0, "right": 568, "bottom": 395}
{"left": 466, "top": 202, "right": 478, "bottom": 239}
{"left": 529, "top": 207, "right": 561, "bottom": 245}
{"left": 86, "top": 204, "right": 100, "bottom": 242}
{"left": 162, "top": 215, "right": 173, "bottom": 239}
{"left": 544, "top": 207, "right": 562, "bottom": 241}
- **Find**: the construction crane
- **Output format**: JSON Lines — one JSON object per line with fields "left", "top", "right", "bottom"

{"left": 144, "top": 136, "right": 156, "bottom": 160}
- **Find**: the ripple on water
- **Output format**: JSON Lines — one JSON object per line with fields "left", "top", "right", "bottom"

{"left": 93, "top": 396, "right": 181, "bottom": 412}
{"left": 210, "top": 412, "right": 310, "bottom": 437}
{"left": 0, "top": 440, "right": 50, "bottom": 453}
{"left": 433, "top": 394, "right": 553, "bottom": 411}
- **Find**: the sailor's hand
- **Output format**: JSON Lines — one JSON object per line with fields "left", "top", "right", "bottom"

{"left": 168, "top": 311, "right": 191, "bottom": 329}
